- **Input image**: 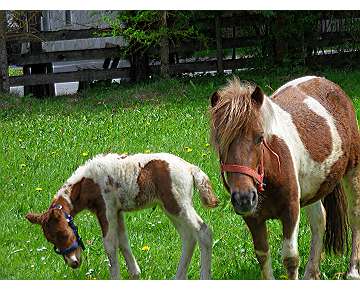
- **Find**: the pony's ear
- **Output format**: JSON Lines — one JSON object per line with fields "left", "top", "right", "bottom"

{"left": 251, "top": 86, "right": 264, "bottom": 107}
{"left": 25, "top": 213, "right": 43, "bottom": 225}
{"left": 211, "top": 91, "right": 220, "bottom": 107}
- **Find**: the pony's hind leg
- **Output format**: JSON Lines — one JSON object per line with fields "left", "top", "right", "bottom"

{"left": 344, "top": 166, "right": 360, "bottom": 279}
{"left": 117, "top": 211, "right": 141, "bottom": 279}
{"left": 303, "top": 201, "right": 326, "bottom": 279}
{"left": 244, "top": 217, "right": 274, "bottom": 279}
{"left": 167, "top": 214, "right": 196, "bottom": 279}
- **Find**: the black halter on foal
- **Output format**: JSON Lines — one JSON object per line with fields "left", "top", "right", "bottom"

{"left": 51, "top": 204, "right": 85, "bottom": 256}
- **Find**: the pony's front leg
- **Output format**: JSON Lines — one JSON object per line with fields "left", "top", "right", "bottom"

{"left": 244, "top": 217, "right": 274, "bottom": 279}
{"left": 281, "top": 203, "right": 300, "bottom": 280}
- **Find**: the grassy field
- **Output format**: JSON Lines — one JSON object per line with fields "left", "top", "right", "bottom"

{"left": 1, "top": 68, "right": 360, "bottom": 280}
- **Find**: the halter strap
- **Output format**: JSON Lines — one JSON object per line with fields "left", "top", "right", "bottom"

{"left": 220, "top": 139, "right": 280, "bottom": 192}
{"left": 51, "top": 204, "right": 85, "bottom": 256}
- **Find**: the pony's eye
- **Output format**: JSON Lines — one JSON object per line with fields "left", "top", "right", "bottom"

{"left": 255, "top": 135, "right": 264, "bottom": 145}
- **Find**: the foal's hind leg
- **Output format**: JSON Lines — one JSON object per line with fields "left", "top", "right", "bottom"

{"left": 117, "top": 211, "right": 141, "bottom": 279}
{"left": 167, "top": 214, "right": 196, "bottom": 279}
{"left": 344, "top": 167, "right": 360, "bottom": 279}
{"left": 303, "top": 201, "right": 326, "bottom": 279}
{"left": 177, "top": 207, "right": 213, "bottom": 279}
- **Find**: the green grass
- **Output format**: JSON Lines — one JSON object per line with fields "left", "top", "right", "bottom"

{"left": 8, "top": 66, "right": 23, "bottom": 77}
{"left": 1, "top": 67, "right": 360, "bottom": 280}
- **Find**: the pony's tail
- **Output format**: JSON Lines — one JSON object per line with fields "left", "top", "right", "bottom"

{"left": 323, "top": 182, "right": 349, "bottom": 255}
{"left": 191, "top": 166, "right": 219, "bottom": 208}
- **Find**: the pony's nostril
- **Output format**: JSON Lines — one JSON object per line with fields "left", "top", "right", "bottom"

{"left": 251, "top": 192, "right": 257, "bottom": 204}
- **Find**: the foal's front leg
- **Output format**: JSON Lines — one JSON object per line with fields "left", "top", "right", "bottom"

{"left": 103, "top": 208, "right": 121, "bottom": 279}
{"left": 281, "top": 203, "right": 300, "bottom": 280}
{"left": 244, "top": 217, "right": 274, "bottom": 279}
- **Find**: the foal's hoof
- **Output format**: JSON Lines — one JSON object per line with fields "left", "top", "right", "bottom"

{"left": 303, "top": 270, "right": 320, "bottom": 280}
{"left": 347, "top": 270, "right": 360, "bottom": 280}
{"left": 130, "top": 272, "right": 141, "bottom": 280}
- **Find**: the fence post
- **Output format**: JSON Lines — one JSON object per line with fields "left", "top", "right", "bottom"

{"left": 23, "top": 11, "right": 55, "bottom": 98}
{"left": 215, "top": 15, "right": 224, "bottom": 74}
{"left": 160, "top": 11, "right": 169, "bottom": 78}
{"left": 0, "top": 10, "right": 9, "bottom": 94}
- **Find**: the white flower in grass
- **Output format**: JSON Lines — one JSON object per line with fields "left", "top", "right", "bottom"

{"left": 86, "top": 269, "right": 94, "bottom": 276}
{"left": 41, "top": 256, "right": 46, "bottom": 261}
{"left": 36, "top": 246, "right": 47, "bottom": 252}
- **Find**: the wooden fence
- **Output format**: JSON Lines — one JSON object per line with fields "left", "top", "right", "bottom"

{"left": 2, "top": 11, "right": 360, "bottom": 97}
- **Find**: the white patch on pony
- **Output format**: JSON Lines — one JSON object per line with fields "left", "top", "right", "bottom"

{"left": 261, "top": 92, "right": 343, "bottom": 200}
{"left": 272, "top": 76, "right": 319, "bottom": 96}
{"left": 64, "top": 253, "right": 78, "bottom": 264}
{"left": 300, "top": 97, "right": 343, "bottom": 195}
{"left": 282, "top": 214, "right": 300, "bottom": 259}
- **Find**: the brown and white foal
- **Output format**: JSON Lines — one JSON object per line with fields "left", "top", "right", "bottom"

{"left": 210, "top": 76, "right": 360, "bottom": 279}
{"left": 26, "top": 153, "right": 218, "bottom": 279}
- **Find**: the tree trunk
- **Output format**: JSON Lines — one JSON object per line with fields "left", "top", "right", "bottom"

{"left": 0, "top": 10, "right": 9, "bottom": 94}
{"left": 160, "top": 11, "right": 170, "bottom": 78}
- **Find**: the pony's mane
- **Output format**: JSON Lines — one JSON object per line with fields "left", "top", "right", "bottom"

{"left": 210, "top": 77, "right": 262, "bottom": 158}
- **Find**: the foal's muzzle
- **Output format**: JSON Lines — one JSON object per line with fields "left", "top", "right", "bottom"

{"left": 231, "top": 189, "right": 258, "bottom": 215}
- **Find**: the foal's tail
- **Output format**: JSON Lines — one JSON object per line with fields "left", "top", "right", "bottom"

{"left": 323, "top": 182, "right": 349, "bottom": 255}
{"left": 191, "top": 166, "right": 219, "bottom": 208}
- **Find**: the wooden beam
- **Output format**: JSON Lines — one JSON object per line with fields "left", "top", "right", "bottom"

{"left": 10, "top": 67, "right": 130, "bottom": 86}
{"left": 6, "top": 27, "right": 113, "bottom": 43}
{"left": 9, "top": 47, "right": 122, "bottom": 65}
{"left": 215, "top": 15, "right": 224, "bottom": 73}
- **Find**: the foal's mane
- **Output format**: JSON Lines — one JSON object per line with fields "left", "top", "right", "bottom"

{"left": 210, "top": 77, "right": 261, "bottom": 158}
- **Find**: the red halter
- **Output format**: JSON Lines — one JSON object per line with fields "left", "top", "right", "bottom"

{"left": 220, "top": 139, "right": 280, "bottom": 192}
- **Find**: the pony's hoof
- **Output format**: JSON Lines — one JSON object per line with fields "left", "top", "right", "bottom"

{"left": 347, "top": 270, "right": 360, "bottom": 280}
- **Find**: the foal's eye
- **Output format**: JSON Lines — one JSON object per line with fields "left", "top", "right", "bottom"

{"left": 255, "top": 135, "right": 264, "bottom": 145}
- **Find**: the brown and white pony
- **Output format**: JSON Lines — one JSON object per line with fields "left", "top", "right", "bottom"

{"left": 26, "top": 153, "right": 218, "bottom": 279}
{"left": 210, "top": 76, "right": 360, "bottom": 279}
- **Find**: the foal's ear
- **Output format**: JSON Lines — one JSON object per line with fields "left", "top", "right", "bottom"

{"left": 70, "top": 178, "right": 84, "bottom": 202}
{"left": 25, "top": 213, "right": 43, "bottom": 225}
{"left": 251, "top": 86, "right": 264, "bottom": 107}
{"left": 210, "top": 91, "right": 220, "bottom": 107}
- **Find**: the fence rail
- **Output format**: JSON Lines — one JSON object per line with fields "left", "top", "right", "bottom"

{"left": 3, "top": 11, "right": 360, "bottom": 97}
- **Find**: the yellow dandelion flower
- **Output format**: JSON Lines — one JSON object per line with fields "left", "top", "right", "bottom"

{"left": 20, "top": 163, "right": 26, "bottom": 168}
{"left": 185, "top": 147, "right": 193, "bottom": 153}
{"left": 144, "top": 149, "right": 151, "bottom": 154}
{"left": 141, "top": 245, "right": 150, "bottom": 251}
{"left": 204, "top": 143, "right": 210, "bottom": 147}
{"left": 35, "top": 187, "right": 43, "bottom": 192}
{"left": 82, "top": 152, "right": 89, "bottom": 157}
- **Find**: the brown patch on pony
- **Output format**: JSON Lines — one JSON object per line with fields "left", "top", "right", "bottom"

{"left": 322, "top": 183, "right": 349, "bottom": 255}
{"left": 297, "top": 78, "right": 360, "bottom": 171}
{"left": 68, "top": 178, "right": 108, "bottom": 237}
{"left": 273, "top": 86, "right": 332, "bottom": 163}
{"left": 210, "top": 77, "right": 263, "bottom": 160}
{"left": 137, "top": 160, "right": 180, "bottom": 215}
{"left": 249, "top": 135, "right": 299, "bottom": 220}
